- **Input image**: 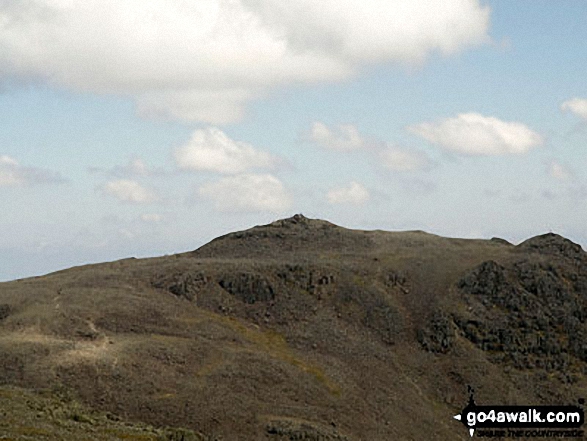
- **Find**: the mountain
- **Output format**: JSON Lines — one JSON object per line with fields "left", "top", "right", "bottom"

{"left": 0, "top": 215, "right": 586, "bottom": 440}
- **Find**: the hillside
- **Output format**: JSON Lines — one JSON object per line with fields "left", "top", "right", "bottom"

{"left": 0, "top": 214, "right": 586, "bottom": 440}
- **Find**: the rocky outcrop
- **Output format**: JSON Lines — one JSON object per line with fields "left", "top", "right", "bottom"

{"left": 517, "top": 233, "right": 585, "bottom": 260}
{"left": 276, "top": 265, "right": 335, "bottom": 297}
{"left": 452, "top": 258, "right": 587, "bottom": 370}
{"left": 417, "top": 311, "right": 455, "bottom": 354}
{"left": 457, "top": 260, "right": 529, "bottom": 311}
{"left": 267, "top": 213, "right": 334, "bottom": 229}
{"left": 218, "top": 272, "right": 275, "bottom": 304}
{"left": 152, "top": 272, "right": 210, "bottom": 302}
{"left": 266, "top": 418, "right": 350, "bottom": 440}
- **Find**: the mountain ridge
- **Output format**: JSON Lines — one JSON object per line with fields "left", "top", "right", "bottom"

{"left": 0, "top": 216, "right": 585, "bottom": 440}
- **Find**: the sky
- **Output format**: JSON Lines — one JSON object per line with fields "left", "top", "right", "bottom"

{"left": 0, "top": 0, "right": 586, "bottom": 281}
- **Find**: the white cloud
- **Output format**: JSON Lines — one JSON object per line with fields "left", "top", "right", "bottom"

{"left": 199, "top": 173, "right": 291, "bottom": 212}
{"left": 561, "top": 98, "right": 587, "bottom": 121}
{"left": 327, "top": 181, "right": 370, "bottom": 205}
{"left": 0, "top": 155, "right": 64, "bottom": 186}
{"left": 101, "top": 179, "right": 158, "bottom": 204}
{"left": 174, "top": 127, "right": 277, "bottom": 174}
{"left": 547, "top": 161, "right": 573, "bottom": 181}
{"left": 379, "top": 147, "right": 432, "bottom": 171}
{"left": 408, "top": 113, "right": 543, "bottom": 156}
{"left": 308, "top": 122, "right": 365, "bottom": 151}
{"left": 0, "top": 1, "right": 490, "bottom": 123}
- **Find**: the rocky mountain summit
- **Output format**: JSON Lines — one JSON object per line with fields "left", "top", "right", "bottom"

{"left": 0, "top": 216, "right": 586, "bottom": 440}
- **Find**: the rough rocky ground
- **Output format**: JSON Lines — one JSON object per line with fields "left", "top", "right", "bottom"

{"left": 0, "top": 214, "right": 586, "bottom": 440}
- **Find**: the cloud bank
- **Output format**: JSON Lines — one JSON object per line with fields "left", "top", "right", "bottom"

{"left": 0, "top": 0, "right": 490, "bottom": 123}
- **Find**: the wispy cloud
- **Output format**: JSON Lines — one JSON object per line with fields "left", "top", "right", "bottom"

{"left": 547, "top": 160, "right": 573, "bottom": 181}
{"left": 0, "top": 155, "right": 65, "bottom": 187}
{"left": 140, "top": 213, "right": 165, "bottom": 223}
{"left": 307, "top": 122, "right": 365, "bottom": 151}
{"left": 89, "top": 158, "right": 165, "bottom": 178}
{"left": 379, "top": 146, "right": 433, "bottom": 172}
{"left": 306, "top": 122, "right": 433, "bottom": 173}
{"left": 327, "top": 181, "right": 370, "bottom": 205}
{"left": 100, "top": 179, "right": 158, "bottom": 204}
{"left": 561, "top": 98, "right": 587, "bottom": 121}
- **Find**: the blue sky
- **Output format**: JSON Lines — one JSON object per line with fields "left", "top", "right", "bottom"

{"left": 0, "top": 0, "right": 586, "bottom": 281}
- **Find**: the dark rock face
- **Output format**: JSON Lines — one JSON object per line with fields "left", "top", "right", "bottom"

{"left": 417, "top": 311, "right": 455, "bottom": 353}
{"left": 276, "top": 265, "right": 335, "bottom": 296}
{"left": 457, "top": 260, "right": 526, "bottom": 311}
{"left": 218, "top": 272, "right": 275, "bottom": 304}
{"left": 0, "top": 304, "right": 11, "bottom": 321}
{"left": 453, "top": 257, "right": 587, "bottom": 370}
{"left": 152, "top": 272, "right": 209, "bottom": 301}
{"left": 169, "top": 273, "right": 209, "bottom": 301}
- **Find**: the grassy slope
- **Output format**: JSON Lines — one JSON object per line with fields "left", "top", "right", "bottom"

{"left": 0, "top": 385, "right": 203, "bottom": 440}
